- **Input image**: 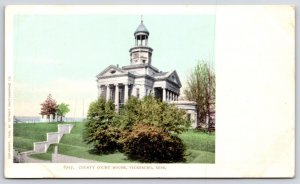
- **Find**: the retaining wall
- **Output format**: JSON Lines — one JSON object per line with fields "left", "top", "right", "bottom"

{"left": 31, "top": 124, "right": 74, "bottom": 153}
{"left": 47, "top": 132, "right": 64, "bottom": 144}
{"left": 33, "top": 141, "right": 49, "bottom": 153}
{"left": 58, "top": 124, "right": 73, "bottom": 134}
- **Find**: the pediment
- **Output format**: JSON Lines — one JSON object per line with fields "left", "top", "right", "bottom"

{"left": 167, "top": 71, "right": 182, "bottom": 87}
{"left": 97, "top": 65, "right": 126, "bottom": 78}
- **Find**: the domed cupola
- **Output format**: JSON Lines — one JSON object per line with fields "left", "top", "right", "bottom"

{"left": 129, "top": 19, "right": 153, "bottom": 65}
{"left": 134, "top": 20, "right": 149, "bottom": 36}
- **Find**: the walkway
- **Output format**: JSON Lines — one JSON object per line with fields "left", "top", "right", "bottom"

{"left": 52, "top": 154, "right": 100, "bottom": 163}
{"left": 19, "top": 153, "right": 99, "bottom": 163}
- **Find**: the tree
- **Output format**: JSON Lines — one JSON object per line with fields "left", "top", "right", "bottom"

{"left": 83, "top": 97, "right": 120, "bottom": 153}
{"left": 119, "top": 96, "right": 191, "bottom": 134}
{"left": 57, "top": 103, "right": 70, "bottom": 122}
{"left": 40, "top": 94, "right": 58, "bottom": 122}
{"left": 184, "top": 61, "right": 215, "bottom": 130}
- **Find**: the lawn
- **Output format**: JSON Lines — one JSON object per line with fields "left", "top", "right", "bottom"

{"left": 30, "top": 122, "right": 137, "bottom": 163}
{"left": 13, "top": 122, "right": 59, "bottom": 152}
{"left": 179, "top": 131, "right": 215, "bottom": 163}
{"left": 14, "top": 122, "right": 215, "bottom": 163}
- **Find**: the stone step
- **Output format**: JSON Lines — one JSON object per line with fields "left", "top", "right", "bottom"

{"left": 31, "top": 124, "right": 74, "bottom": 154}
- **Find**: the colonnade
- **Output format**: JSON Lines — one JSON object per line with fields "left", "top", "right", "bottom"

{"left": 99, "top": 85, "right": 180, "bottom": 111}
{"left": 100, "top": 83, "right": 129, "bottom": 110}
{"left": 162, "top": 88, "right": 179, "bottom": 102}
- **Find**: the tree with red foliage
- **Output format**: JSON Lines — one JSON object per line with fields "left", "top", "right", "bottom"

{"left": 40, "top": 94, "right": 58, "bottom": 122}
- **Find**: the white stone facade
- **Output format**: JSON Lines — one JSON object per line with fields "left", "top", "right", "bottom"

{"left": 171, "top": 101, "right": 198, "bottom": 128}
{"left": 96, "top": 20, "right": 198, "bottom": 127}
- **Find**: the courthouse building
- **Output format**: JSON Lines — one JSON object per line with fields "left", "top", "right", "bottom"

{"left": 96, "top": 20, "right": 198, "bottom": 128}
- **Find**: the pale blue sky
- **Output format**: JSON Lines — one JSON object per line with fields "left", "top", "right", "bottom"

{"left": 13, "top": 14, "right": 215, "bottom": 117}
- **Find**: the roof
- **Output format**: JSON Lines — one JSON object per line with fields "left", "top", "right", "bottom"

{"left": 152, "top": 70, "right": 182, "bottom": 87}
{"left": 152, "top": 72, "right": 168, "bottom": 77}
{"left": 122, "top": 63, "right": 159, "bottom": 72}
{"left": 96, "top": 65, "right": 126, "bottom": 78}
{"left": 134, "top": 21, "right": 149, "bottom": 35}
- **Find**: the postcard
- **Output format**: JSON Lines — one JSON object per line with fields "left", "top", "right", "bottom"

{"left": 4, "top": 5, "right": 295, "bottom": 178}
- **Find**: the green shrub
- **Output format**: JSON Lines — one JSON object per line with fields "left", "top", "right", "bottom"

{"left": 119, "top": 96, "right": 191, "bottom": 134}
{"left": 83, "top": 97, "right": 120, "bottom": 154}
{"left": 123, "top": 123, "right": 186, "bottom": 163}
{"left": 90, "top": 126, "right": 123, "bottom": 154}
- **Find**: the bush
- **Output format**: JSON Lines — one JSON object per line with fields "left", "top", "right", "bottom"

{"left": 83, "top": 97, "right": 120, "bottom": 154}
{"left": 119, "top": 96, "right": 191, "bottom": 134}
{"left": 84, "top": 96, "right": 190, "bottom": 159}
{"left": 123, "top": 123, "right": 186, "bottom": 163}
{"left": 90, "top": 126, "right": 123, "bottom": 154}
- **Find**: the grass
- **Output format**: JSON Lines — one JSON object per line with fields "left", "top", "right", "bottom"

{"left": 29, "top": 122, "right": 137, "bottom": 163}
{"left": 179, "top": 130, "right": 215, "bottom": 163}
{"left": 185, "top": 150, "right": 215, "bottom": 163}
{"left": 13, "top": 122, "right": 59, "bottom": 152}
{"left": 14, "top": 122, "right": 215, "bottom": 163}
{"left": 179, "top": 130, "right": 215, "bottom": 152}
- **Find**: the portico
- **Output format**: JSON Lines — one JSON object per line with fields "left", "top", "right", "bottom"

{"left": 98, "top": 80, "right": 180, "bottom": 110}
{"left": 98, "top": 83, "right": 130, "bottom": 109}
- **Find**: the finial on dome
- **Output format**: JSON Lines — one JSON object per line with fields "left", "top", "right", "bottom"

{"left": 134, "top": 16, "right": 149, "bottom": 35}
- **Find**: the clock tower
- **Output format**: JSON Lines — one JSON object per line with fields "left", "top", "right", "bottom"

{"left": 129, "top": 20, "right": 153, "bottom": 65}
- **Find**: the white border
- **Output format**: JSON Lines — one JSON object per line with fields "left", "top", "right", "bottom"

{"left": 4, "top": 5, "right": 295, "bottom": 178}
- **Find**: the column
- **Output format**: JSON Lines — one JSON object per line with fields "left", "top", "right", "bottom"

{"left": 124, "top": 84, "right": 129, "bottom": 102}
{"left": 115, "top": 84, "right": 119, "bottom": 111}
{"left": 98, "top": 85, "right": 101, "bottom": 97}
{"left": 163, "top": 88, "right": 166, "bottom": 102}
{"left": 139, "top": 36, "right": 141, "bottom": 46}
{"left": 106, "top": 85, "right": 110, "bottom": 101}
{"left": 141, "top": 35, "right": 143, "bottom": 46}
{"left": 166, "top": 90, "right": 169, "bottom": 102}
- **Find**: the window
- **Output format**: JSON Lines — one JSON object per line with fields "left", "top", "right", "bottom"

{"left": 110, "top": 70, "right": 116, "bottom": 74}
{"left": 136, "top": 88, "right": 140, "bottom": 99}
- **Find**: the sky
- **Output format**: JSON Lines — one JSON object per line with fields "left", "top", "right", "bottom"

{"left": 13, "top": 14, "right": 215, "bottom": 117}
